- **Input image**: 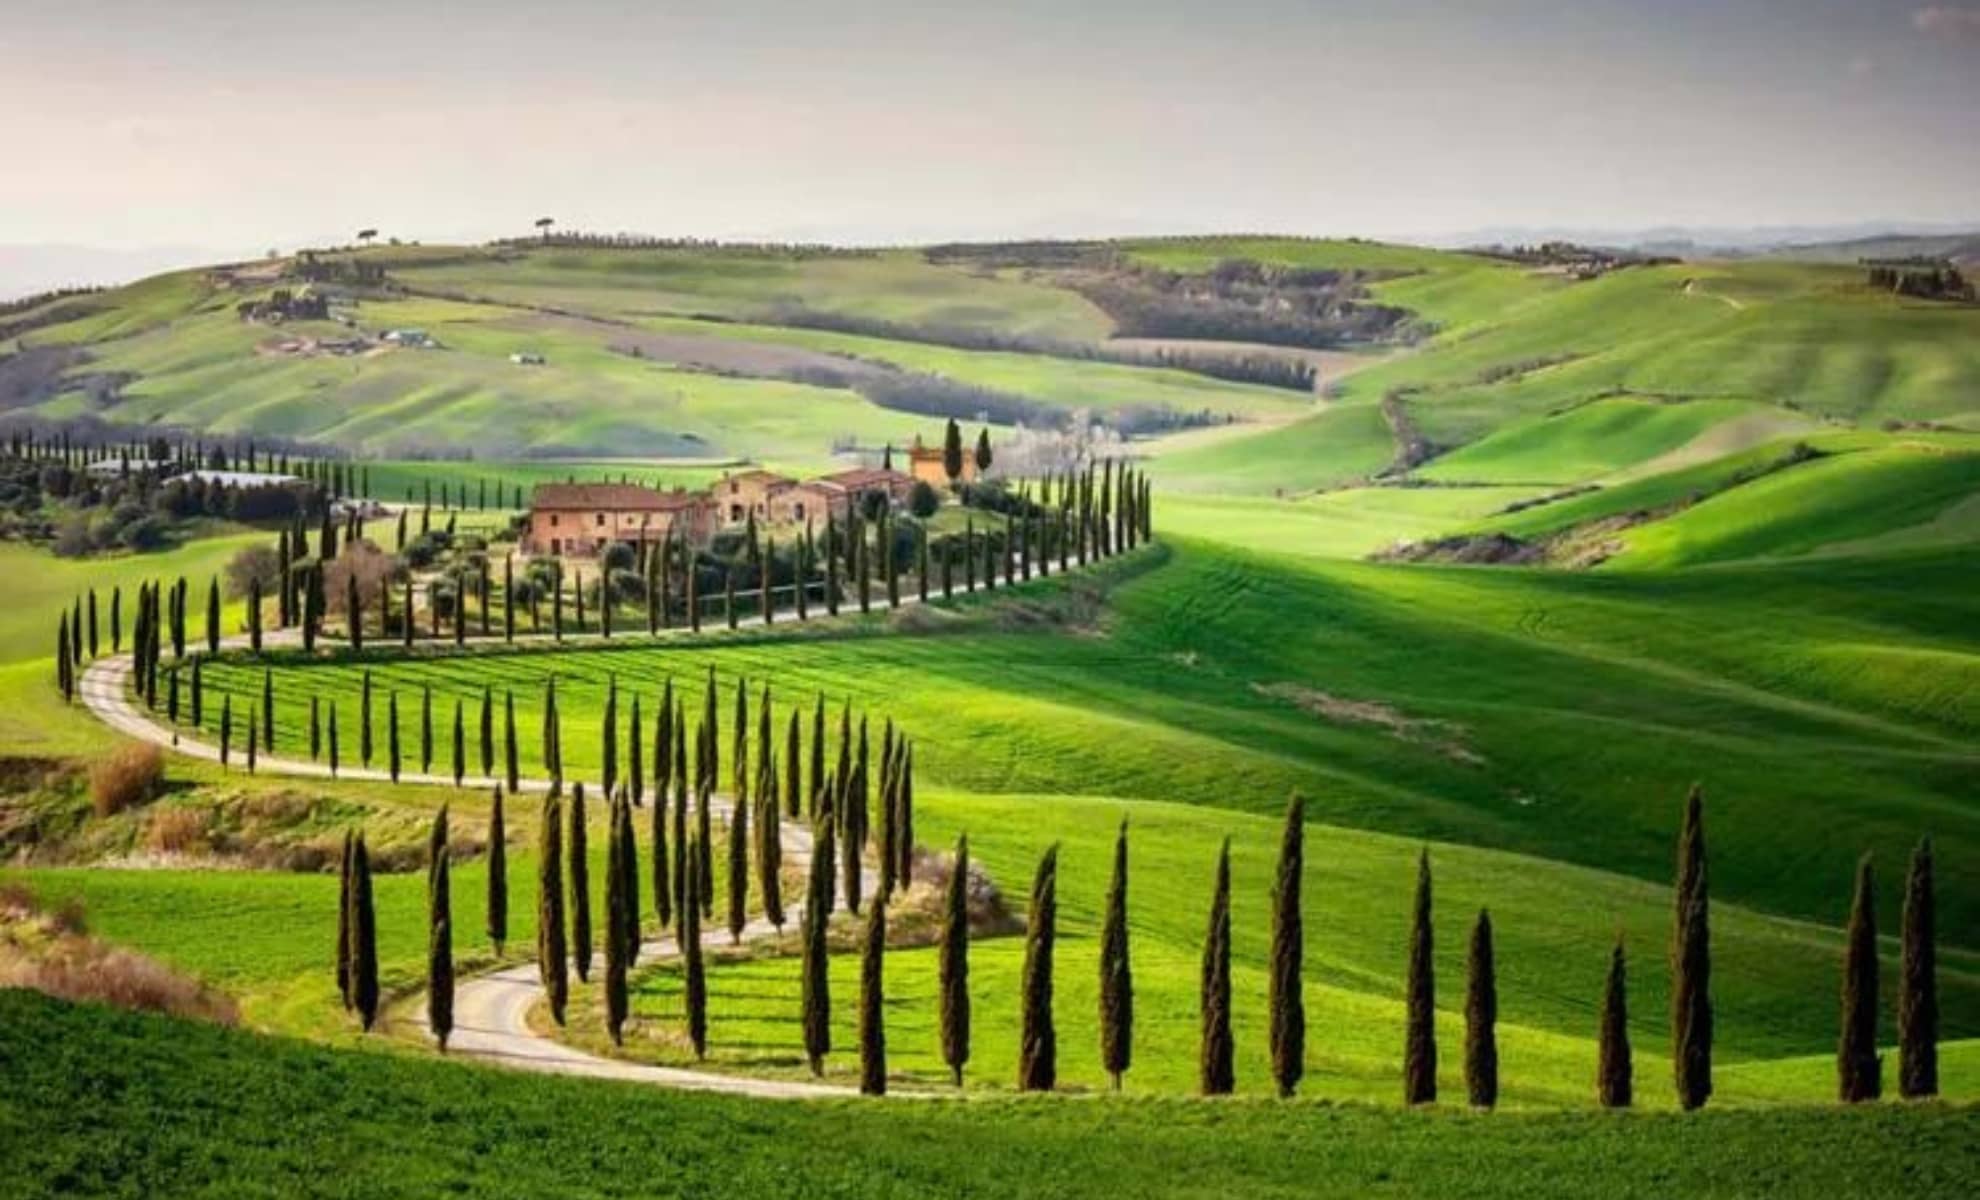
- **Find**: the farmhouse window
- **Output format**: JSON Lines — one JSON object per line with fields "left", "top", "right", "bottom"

{"left": 550, "top": 514, "right": 559, "bottom": 527}
{"left": 551, "top": 538, "right": 561, "bottom": 554}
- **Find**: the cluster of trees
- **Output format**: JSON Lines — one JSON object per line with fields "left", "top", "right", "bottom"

{"left": 339, "top": 672, "right": 921, "bottom": 1070}
{"left": 1864, "top": 260, "right": 1973, "bottom": 301}
{"left": 1077, "top": 259, "right": 1416, "bottom": 350}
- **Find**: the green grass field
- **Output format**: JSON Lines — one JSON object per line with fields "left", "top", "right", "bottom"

{"left": 5, "top": 234, "right": 1980, "bottom": 1192}
{"left": 7, "top": 991, "right": 1975, "bottom": 1200}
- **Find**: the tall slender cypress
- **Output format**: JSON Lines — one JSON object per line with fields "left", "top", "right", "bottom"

{"left": 1899, "top": 837, "right": 1938, "bottom": 1099}
{"left": 727, "top": 782, "right": 750, "bottom": 944}
{"left": 1465, "top": 909, "right": 1498, "bottom": 1108}
{"left": 538, "top": 793, "right": 568, "bottom": 1024}
{"left": 1099, "top": 820, "right": 1132, "bottom": 1091}
{"left": 1838, "top": 854, "right": 1881, "bottom": 1103}
{"left": 327, "top": 702, "right": 339, "bottom": 776}
{"left": 1018, "top": 845, "right": 1059, "bottom": 1092}
{"left": 1597, "top": 934, "right": 1633, "bottom": 1108}
{"left": 682, "top": 839, "right": 708, "bottom": 1058}
{"left": 1270, "top": 795, "right": 1305, "bottom": 1099}
{"left": 617, "top": 787, "right": 640, "bottom": 965}
{"left": 351, "top": 833, "right": 380, "bottom": 1031}
{"left": 1671, "top": 785, "right": 1712, "bottom": 1111}
{"left": 336, "top": 830, "right": 354, "bottom": 1010}
{"left": 420, "top": 685, "right": 434, "bottom": 774}
{"left": 360, "top": 671, "right": 373, "bottom": 766}
{"left": 479, "top": 687, "right": 494, "bottom": 780}
{"left": 1199, "top": 839, "right": 1234, "bottom": 1096}
{"left": 451, "top": 699, "right": 465, "bottom": 787}
{"left": 603, "top": 796, "right": 630, "bottom": 1046}
{"left": 629, "top": 695, "right": 644, "bottom": 807}
{"left": 940, "top": 834, "right": 971, "bottom": 1087}
{"left": 504, "top": 691, "right": 519, "bottom": 792}
{"left": 860, "top": 894, "right": 888, "bottom": 1096}
{"left": 801, "top": 822, "right": 832, "bottom": 1075}
{"left": 569, "top": 784, "right": 592, "bottom": 983}
{"left": 487, "top": 786, "right": 509, "bottom": 955}
{"left": 1403, "top": 848, "right": 1437, "bottom": 1105}
{"left": 427, "top": 807, "right": 454, "bottom": 1051}
{"left": 651, "top": 736, "right": 673, "bottom": 931}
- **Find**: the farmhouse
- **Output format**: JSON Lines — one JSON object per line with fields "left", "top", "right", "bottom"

{"left": 906, "top": 433, "right": 975, "bottom": 486}
{"left": 524, "top": 464, "right": 921, "bottom": 558}
{"left": 522, "top": 482, "right": 712, "bottom": 558}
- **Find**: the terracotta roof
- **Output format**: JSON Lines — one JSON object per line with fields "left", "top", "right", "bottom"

{"left": 724, "top": 469, "right": 795, "bottom": 487}
{"left": 531, "top": 483, "right": 703, "bottom": 511}
{"left": 816, "top": 467, "right": 914, "bottom": 491}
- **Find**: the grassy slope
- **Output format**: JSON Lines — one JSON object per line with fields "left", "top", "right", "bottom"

{"left": 184, "top": 539, "right": 1978, "bottom": 945}
{"left": 1418, "top": 397, "right": 1815, "bottom": 486}
{"left": 7, "top": 992, "right": 1976, "bottom": 1200}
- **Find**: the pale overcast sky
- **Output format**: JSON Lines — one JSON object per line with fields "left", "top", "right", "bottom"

{"left": 2, "top": 0, "right": 1976, "bottom": 249}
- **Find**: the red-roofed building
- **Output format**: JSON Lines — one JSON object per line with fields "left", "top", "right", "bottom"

{"left": 522, "top": 483, "right": 712, "bottom": 558}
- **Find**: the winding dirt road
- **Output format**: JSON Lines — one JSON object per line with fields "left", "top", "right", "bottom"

{"left": 73, "top": 550, "right": 1091, "bottom": 1097}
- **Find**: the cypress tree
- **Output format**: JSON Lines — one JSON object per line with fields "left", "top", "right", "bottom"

{"left": 1838, "top": 854, "right": 1881, "bottom": 1103}
{"left": 896, "top": 744, "right": 915, "bottom": 888}
{"left": 427, "top": 807, "right": 455, "bottom": 1050}
{"left": 361, "top": 671, "right": 373, "bottom": 766}
{"left": 1200, "top": 838, "right": 1234, "bottom": 1096}
{"left": 249, "top": 577, "right": 263, "bottom": 651}
{"left": 1018, "top": 844, "right": 1059, "bottom": 1092}
{"left": 191, "top": 657, "right": 203, "bottom": 727}
{"left": 479, "top": 687, "right": 494, "bottom": 780}
{"left": 347, "top": 574, "right": 362, "bottom": 651}
{"left": 1099, "top": 820, "right": 1132, "bottom": 1091}
{"left": 351, "top": 833, "right": 380, "bottom": 1031}
{"left": 220, "top": 694, "right": 233, "bottom": 767}
{"left": 504, "top": 690, "right": 519, "bottom": 792}
{"left": 727, "top": 781, "right": 750, "bottom": 944}
{"left": 388, "top": 691, "right": 402, "bottom": 782}
{"left": 420, "top": 685, "right": 433, "bottom": 775}
{"left": 1270, "top": 795, "right": 1305, "bottom": 1099}
{"left": 111, "top": 586, "right": 122, "bottom": 653}
{"left": 617, "top": 788, "right": 641, "bottom": 965}
{"left": 672, "top": 705, "right": 689, "bottom": 932}
{"left": 328, "top": 702, "right": 340, "bottom": 777}
{"left": 538, "top": 792, "right": 568, "bottom": 1024}
{"left": 629, "top": 695, "right": 644, "bottom": 807}
{"left": 757, "top": 759, "right": 784, "bottom": 931}
{"left": 1671, "top": 785, "right": 1713, "bottom": 1111}
{"left": 682, "top": 839, "right": 708, "bottom": 1059}
{"left": 261, "top": 670, "right": 275, "bottom": 750}
{"left": 451, "top": 699, "right": 465, "bottom": 787}
{"left": 785, "top": 708, "right": 802, "bottom": 820}
{"left": 336, "top": 830, "right": 354, "bottom": 1009}
{"left": 603, "top": 796, "right": 630, "bottom": 1046}
{"left": 1899, "top": 837, "right": 1938, "bottom": 1099}
{"left": 602, "top": 677, "right": 618, "bottom": 797}
{"left": 809, "top": 693, "right": 826, "bottom": 819}
{"left": 56, "top": 614, "right": 71, "bottom": 703}
{"left": 569, "top": 783, "right": 592, "bottom": 983}
{"left": 1403, "top": 848, "right": 1437, "bottom": 1105}
{"left": 940, "top": 834, "right": 971, "bottom": 1087}
{"left": 310, "top": 696, "right": 322, "bottom": 760}
{"left": 487, "top": 786, "right": 508, "bottom": 955}
{"left": 1465, "top": 908, "right": 1499, "bottom": 1109}
{"left": 801, "top": 821, "right": 832, "bottom": 1075}
{"left": 860, "top": 893, "right": 888, "bottom": 1096}
{"left": 1597, "top": 934, "right": 1633, "bottom": 1108}
{"left": 652, "top": 715, "right": 673, "bottom": 931}
{"left": 206, "top": 576, "right": 221, "bottom": 654}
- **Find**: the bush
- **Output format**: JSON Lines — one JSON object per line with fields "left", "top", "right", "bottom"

{"left": 224, "top": 545, "right": 281, "bottom": 600}
{"left": 908, "top": 480, "right": 940, "bottom": 518}
{"left": 89, "top": 743, "right": 164, "bottom": 817}
{"left": 144, "top": 807, "right": 210, "bottom": 856}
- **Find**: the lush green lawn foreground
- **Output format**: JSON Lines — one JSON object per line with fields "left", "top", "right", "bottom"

{"left": 1, "top": 991, "right": 1975, "bottom": 1200}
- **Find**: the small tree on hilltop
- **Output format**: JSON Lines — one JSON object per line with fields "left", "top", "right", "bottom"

{"left": 974, "top": 428, "right": 993, "bottom": 477}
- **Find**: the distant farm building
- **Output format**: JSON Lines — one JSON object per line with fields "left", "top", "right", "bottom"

{"left": 524, "top": 465, "right": 920, "bottom": 559}
{"left": 523, "top": 483, "right": 712, "bottom": 559}
{"left": 382, "top": 329, "right": 437, "bottom": 348}
{"left": 905, "top": 433, "right": 975, "bottom": 486}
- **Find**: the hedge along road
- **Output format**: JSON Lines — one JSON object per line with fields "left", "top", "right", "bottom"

{"left": 74, "top": 544, "right": 1127, "bottom": 1098}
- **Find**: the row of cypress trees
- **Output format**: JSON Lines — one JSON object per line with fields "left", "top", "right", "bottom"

{"left": 341, "top": 780, "right": 1944, "bottom": 1109}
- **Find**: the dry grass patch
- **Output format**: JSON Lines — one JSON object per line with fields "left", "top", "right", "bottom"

{"left": 0, "top": 883, "right": 237, "bottom": 1025}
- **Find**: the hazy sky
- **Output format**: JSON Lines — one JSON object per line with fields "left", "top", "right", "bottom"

{"left": 3, "top": 0, "right": 1976, "bottom": 250}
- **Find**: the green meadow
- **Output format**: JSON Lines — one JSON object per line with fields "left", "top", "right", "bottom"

{"left": 4, "top": 233, "right": 1980, "bottom": 1195}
